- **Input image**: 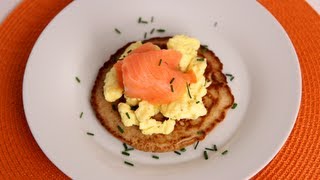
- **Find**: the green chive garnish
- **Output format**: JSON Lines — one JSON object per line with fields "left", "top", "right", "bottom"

{"left": 140, "top": 20, "right": 148, "bottom": 24}
{"left": 122, "top": 151, "right": 130, "bottom": 156}
{"left": 174, "top": 151, "right": 181, "bottom": 155}
{"left": 204, "top": 151, "right": 209, "bottom": 160}
{"left": 194, "top": 141, "right": 199, "bottom": 150}
{"left": 231, "top": 103, "right": 237, "bottom": 109}
{"left": 152, "top": 155, "right": 159, "bottom": 159}
{"left": 86, "top": 132, "right": 94, "bottom": 136}
{"left": 230, "top": 76, "right": 235, "bottom": 81}
{"left": 203, "top": 45, "right": 208, "bottom": 49}
{"left": 197, "top": 58, "right": 205, "bottom": 61}
{"left": 79, "top": 112, "right": 83, "bottom": 118}
{"left": 201, "top": 45, "right": 208, "bottom": 53}
{"left": 151, "top": 16, "right": 154, "bottom": 23}
{"left": 124, "top": 161, "right": 134, "bottom": 166}
{"left": 144, "top": 32, "right": 147, "bottom": 39}
{"left": 222, "top": 150, "right": 228, "bottom": 155}
{"left": 138, "top": 17, "right": 142, "bottom": 23}
{"left": 126, "top": 148, "right": 134, "bottom": 151}
{"left": 205, "top": 148, "right": 215, "bottom": 151}
{"left": 117, "top": 125, "right": 124, "bottom": 133}
{"left": 150, "top": 28, "right": 155, "bottom": 34}
{"left": 196, "top": 101, "right": 200, "bottom": 104}
{"left": 170, "top": 78, "right": 175, "bottom": 84}
{"left": 125, "top": 112, "right": 130, "bottom": 119}
{"left": 75, "top": 76, "right": 80, "bottom": 83}
{"left": 180, "top": 148, "right": 186, "bottom": 152}
{"left": 123, "top": 143, "right": 128, "bottom": 151}
{"left": 112, "top": 104, "right": 117, "bottom": 111}
{"left": 186, "top": 83, "right": 192, "bottom": 99}
{"left": 213, "top": 144, "right": 218, "bottom": 151}
{"left": 115, "top": 28, "right": 121, "bottom": 34}
{"left": 170, "top": 85, "right": 174, "bottom": 92}
{"left": 158, "top": 59, "right": 162, "bottom": 66}
{"left": 226, "top": 73, "right": 233, "bottom": 77}
{"left": 156, "top": 29, "right": 165, "bottom": 33}
{"left": 127, "top": 50, "right": 132, "bottom": 54}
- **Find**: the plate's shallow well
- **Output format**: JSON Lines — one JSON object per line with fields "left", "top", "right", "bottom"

{"left": 23, "top": 0, "right": 301, "bottom": 179}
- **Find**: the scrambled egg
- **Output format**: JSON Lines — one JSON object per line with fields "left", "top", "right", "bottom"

{"left": 104, "top": 35, "right": 209, "bottom": 135}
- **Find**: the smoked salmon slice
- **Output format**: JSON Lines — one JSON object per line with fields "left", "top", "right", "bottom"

{"left": 114, "top": 43, "right": 196, "bottom": 104}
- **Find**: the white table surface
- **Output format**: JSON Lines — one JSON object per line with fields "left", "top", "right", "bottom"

{"left": 0, "top": 0, "right": 319, "bottom": 25}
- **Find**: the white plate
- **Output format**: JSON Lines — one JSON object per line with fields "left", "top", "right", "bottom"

{"left": 23, "top": 0, "right": 301, "bottom": 179}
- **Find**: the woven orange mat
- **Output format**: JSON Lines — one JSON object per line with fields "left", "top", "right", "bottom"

{"left": 0, "top": 0, "right": 319, "bottom": 179}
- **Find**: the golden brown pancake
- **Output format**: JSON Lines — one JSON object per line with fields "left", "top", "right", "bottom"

{"left": 90, "top": 37, "right": 234, "bottom": 152}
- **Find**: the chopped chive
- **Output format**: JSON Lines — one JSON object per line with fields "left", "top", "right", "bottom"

{"left": 205, "top": 148, "right": 215, "bottom": 151}
{"left": 151, "top": 16, "right": 154, "bottom": 23}
{"left": 123, "top": 143, "right": 128, "bottom": 151}
{"left": 203, "top": 45, "right": 208, "bottom": 49}
{"left": 138, "top": 17, "right": 142, "bottom": 23}
{"left": 230, "top": 76, "right": 235, "bottom": 81}
{"left": 170, "top": 85, "right": 174, "bottom": 92}
{"left": 196, "top": 101, "right": 200, "bottom": 104}
{"left": 231, "top": 103, "right": 237, "bottom": 109}
{"left": 140, "top": 20, "right": 148, "bottom": 24}
{"left": 114, "top": 28, "right": 121, "bottom": 34}
{"left": 186, "top": 83, "right": 192, "bottom": 99}
{"left": 150, "top": 28, "right": 155, "bottom": 34}
{"left": 121, "top": 151, "right": 130, "bottom": 156}
{"left": 86, "top": 132, "right": 94, "bottom": 136}
{"left": 79, "top": 112, "right": 83, "bottom": 118}
{"left": 174, "top": 151, "right": 181, "bottom": 155}
{"left": 194, "top": 141, "right": 199, "bottom": 150}
{"left": 144, "top": 32, "right": 147, "bottom": 39}
{"left": 201, "top": 45, "right": 208, "bottom": 53}
{"left": 180, "top": 148, "right": 186, "bottom": 152}
{"left": 126, "top": 148, "right": 134, "bottom": 151}
{"left": 222, "top": 150, "right": 228, "bottom": 155}
{"left": 213, "top": 144, "right": 218, "bottom": 151}
{"left": 125, "top": 112, "right": 131, "bottom": 119}
{"left": 156, "top": 29, "right": 165, "bottom": 33}
{"left": 152, "top": 155, "right": 159, "bottom": 159}
{"left": 158, "top": 59, "right": 162, "bottom": 66}
{"left": 75, "top": 76, "right": 80, "bottom": 83}
{"left": 117, "top": 125, "right": 124, "bottom": 133}
{"left": 124, "top": 161, "right": 134, "bottom": 166}
{"left": 203, "top": 151, "right": 209, "bottom": 160}
{"left": 197, "top": 58, "right": 205, "bottom": 61}
{"left": 112, "top": 104, "right": 117, "bottom": 111}
{"left": 170, "top": 78, "right": 175, "bottom": 84}
{"left": 127, "top": 50, "right": 132, "bottom": 54}
{"left": 197, "top": 130, "right": 204, "bottom": 135}
{"left": 225, "top": 73, "right": 233, "bottom": 77}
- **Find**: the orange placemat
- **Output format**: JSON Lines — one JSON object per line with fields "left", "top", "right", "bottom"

{"left": 0, "top": 0, "right": 319, "bottom": 179}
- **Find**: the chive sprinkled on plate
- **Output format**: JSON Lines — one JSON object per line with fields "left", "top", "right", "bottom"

{"left": 126, "top": 148, "right": 134, "bottom": 151}
{"left": 124, "top": 161, "right": 134, "bottom": 166}
{"left": 174, "top": 151, "right": 181, "bottom": 155}
{"left": 144, "top": 32, "right": 147, "bottom": 39}
{"left": 170, "top": 78, "right": 175, "bottom": 84}
{"left": 180, "top": 148, "right": 186, "bottom": 152}
{"left": 222, "top": 150, "right": 228, "bottom": 155}
{"left": 79, "top": 112, "right": 83, "bottom": 118}
{"left": 123, "top": 143, "right": 128, "bottom": 151}
{"left": 158, "top": 59, "right": 162, "bottom": 66}
{"left": 231, "top": 103, "right": 238, "bottom": 109}
{"left": 86, "top": 132, "right": 94, "bottom": 136}
{"left": 196, "top": 101, "right": 200, "bottom": 104}
{"left": 197, "top": 58, "right": 205, "bottom": 61}
{"left": 225, "top": 73, "right": 233, "bottom": 77}
{"left": 114, "top": 28, "right": 121, "bottom": 34}
{"left": 205, "top": 148, "right": 215, "bottom": 151}
{"left": 170, "top": 84, "right": 174, "bottom": 92}
{"left": 140, "top": 20, "right": 148, "bottom": 24}
{"left": 213, "top": 144, "right": 218, "bottom": 151}
{"left": 186, "top": 83, "right": 192, "bottom": 98}
{"left": 75, "top": 76, "right": 80, "bottom": 83}
{"left": 230, "top": 76, "right": 235, "bottom": 81}
{"left": 152, "top": 155, "right": 159, "bottom": 159}
{"left": 121, "top": 151, "right": 130, "bottom": 156}
{"left": 117, "top": 125, "right": 124, "bottom": 133}
{"left": 150, "top": 28, "right": 155, "bottom": 34}
{"left": 203, "top": 151, "right": 209, "bottom": 160}
{"left": 194, "top": 141, "right": 199, "bottom": 150}
{"left": 156, "top": 29, "right": 165, "bottom": 33}
{"left": 151, "top": 16, "right": 154, "bottom": 23}
{"left": 138, "top": 17, "right": 142, "bottom": 23}
{"left": 125, "top": 112, "right": 131, "bottom": 119}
